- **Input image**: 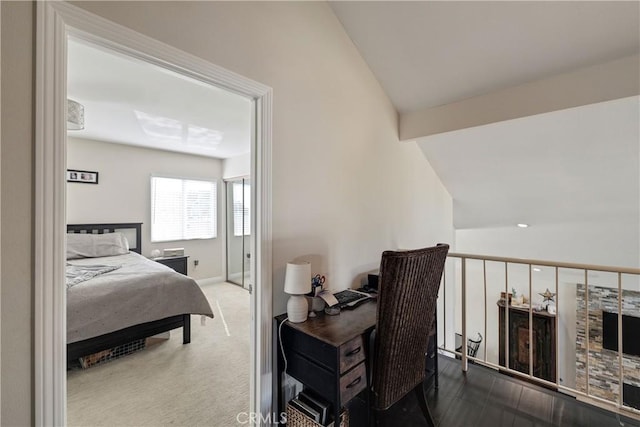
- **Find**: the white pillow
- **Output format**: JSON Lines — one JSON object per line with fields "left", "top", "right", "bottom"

{"left": 66, "top": 232, "right": 130, "bottom": 260}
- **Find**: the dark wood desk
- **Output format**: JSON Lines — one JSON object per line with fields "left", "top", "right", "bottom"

{"left": 274, "top": 302, "right": 377, "bottom": 426}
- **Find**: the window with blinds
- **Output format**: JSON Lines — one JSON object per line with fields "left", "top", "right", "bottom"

{"left": 151, "top": 176, "right": 217, "bottom": 242}
{"left": 233, "top": 181, "right": 251, "bottom": 236}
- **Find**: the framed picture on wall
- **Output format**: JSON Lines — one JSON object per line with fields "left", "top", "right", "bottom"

{"left": 67, "top": 169, "right": 99, "bottom": 184}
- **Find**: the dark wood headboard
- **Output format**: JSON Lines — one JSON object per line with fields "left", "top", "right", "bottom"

{"left": 66, "top": 223, "right": 143, "bottom": 254}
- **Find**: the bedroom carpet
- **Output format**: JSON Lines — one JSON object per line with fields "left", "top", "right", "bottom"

{"left": 67, "top": 281, "right": 250, "bottom": 427}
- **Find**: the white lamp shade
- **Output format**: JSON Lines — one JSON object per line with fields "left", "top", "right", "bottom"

{"left": 284, "top": 261, "right": 311, "bottom": 295}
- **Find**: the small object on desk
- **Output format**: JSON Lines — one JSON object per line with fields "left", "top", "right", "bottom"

{"left": 307, "top": 296, "right": 326, "bottom": 313}
{"left": 333, "top": 289, "right": 372, "bottom": 309}
{"left": 357, "top": 285, "right": 377, "bottom": 294}
{"left": 317, "top": 289, "right": 339, "bottom": 307}
{"left": 324, "top": 305, "right": 340, "bottom": 315}
{"left": 367, "top": 272, "right": 379, "bottom": 290}
{"left": 311, "top": 274, "right": 326, "bottom": 296}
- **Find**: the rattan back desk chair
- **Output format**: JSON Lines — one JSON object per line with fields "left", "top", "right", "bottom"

{"left": 370, "top": 244, "right": 449, "bottom": 427}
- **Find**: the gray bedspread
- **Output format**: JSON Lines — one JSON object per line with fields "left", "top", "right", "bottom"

{"left": 67, "top": 252, "right": 214, "bottom": 343}
{"left": 66, "top": 263, "right": 122, "bottom": 289}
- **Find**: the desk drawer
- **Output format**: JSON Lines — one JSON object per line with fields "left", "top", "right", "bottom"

{"left": 339, "top": 335, "right": 365, "bottom": 374}
{"left": 288, "top": 350, "right": 335, "bottom": 402}
{"left": 283, "top": 325, "right": 336, "bottom": 371}
{"left": 340, "top": 362, "right": 366, "bottom": 406}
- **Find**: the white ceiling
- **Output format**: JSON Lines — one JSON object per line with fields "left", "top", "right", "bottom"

{"left": 417, "top": 96, "right": 640, "bottom": 230}
{"left": 330, "top": 1, "right": 640, "bottom": 113}
{"left": 67, "top": 38, "right": 252, "bottom": 159}
{"left": 331, "top": 2, "right": 639, "bottom": 232}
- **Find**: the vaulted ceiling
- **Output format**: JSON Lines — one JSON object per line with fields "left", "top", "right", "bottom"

{"left": 331, "top": 1, "right": 640, "bottom": 230}
{"left": 329, "top": 1, "right": 639, "bottom": 113}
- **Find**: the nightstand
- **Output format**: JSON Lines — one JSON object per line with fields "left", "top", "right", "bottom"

{"left": 154, "top": 255, "right": 189, "bottom": 275}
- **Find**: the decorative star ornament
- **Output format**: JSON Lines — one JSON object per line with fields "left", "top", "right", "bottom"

{"left": 539, "top": 288, "right": 556, "bottom": 303}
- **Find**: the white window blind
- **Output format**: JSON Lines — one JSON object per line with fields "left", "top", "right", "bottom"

{"left": 233, "top": 181, "right": 251, "bottom": 236}
{"left": 151, "top": 176, "right": 217, "bottom": 242}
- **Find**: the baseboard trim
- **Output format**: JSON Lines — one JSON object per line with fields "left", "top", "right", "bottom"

{"left": 197, "top": 276, "right": 225, "bottom": 287}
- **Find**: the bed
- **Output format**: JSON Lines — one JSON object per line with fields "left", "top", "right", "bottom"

{"left": 66, "top": 222, "right": 214, "bottom": 362}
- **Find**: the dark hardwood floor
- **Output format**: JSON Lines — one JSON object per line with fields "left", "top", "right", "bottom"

{"left": 382, "top": 355, "right": 640, "bottom": 427}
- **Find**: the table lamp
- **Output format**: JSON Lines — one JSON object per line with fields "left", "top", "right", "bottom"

{"left": 284, "top": 261, "right": 311, "bottom": 323}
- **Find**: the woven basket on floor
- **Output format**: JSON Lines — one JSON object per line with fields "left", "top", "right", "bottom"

{"left": 286, "top": 403, "right": 348, "bottom": 427}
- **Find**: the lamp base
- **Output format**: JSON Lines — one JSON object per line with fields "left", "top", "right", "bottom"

{"left": 287, "top": 295, "right": 308, "bottom": 323}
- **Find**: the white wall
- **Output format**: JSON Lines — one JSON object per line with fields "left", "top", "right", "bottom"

{"left": 223, "top": 152, "right": 250, "bottom": 179}
{"left": 456, "top": 221, "right": 640, "bottom": 268}
{"left": 1, "top": 2, "right": 454, "bottom": 423}
{"left": 67, "top": 137, "right": 224, "bottom": 280}
{"left": 1, "top": 3, "right": 32, "bottom": 424}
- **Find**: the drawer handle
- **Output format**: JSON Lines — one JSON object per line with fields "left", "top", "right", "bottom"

{"left": 346, "top": 377, "right": 362, "bottom": 389}
{"left": 345, "top": 347, "right": 361, "bottom": 357}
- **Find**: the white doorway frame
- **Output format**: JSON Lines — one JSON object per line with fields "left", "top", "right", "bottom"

{"left": 35, "top": 2, "right": 273, "bottom": 426}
